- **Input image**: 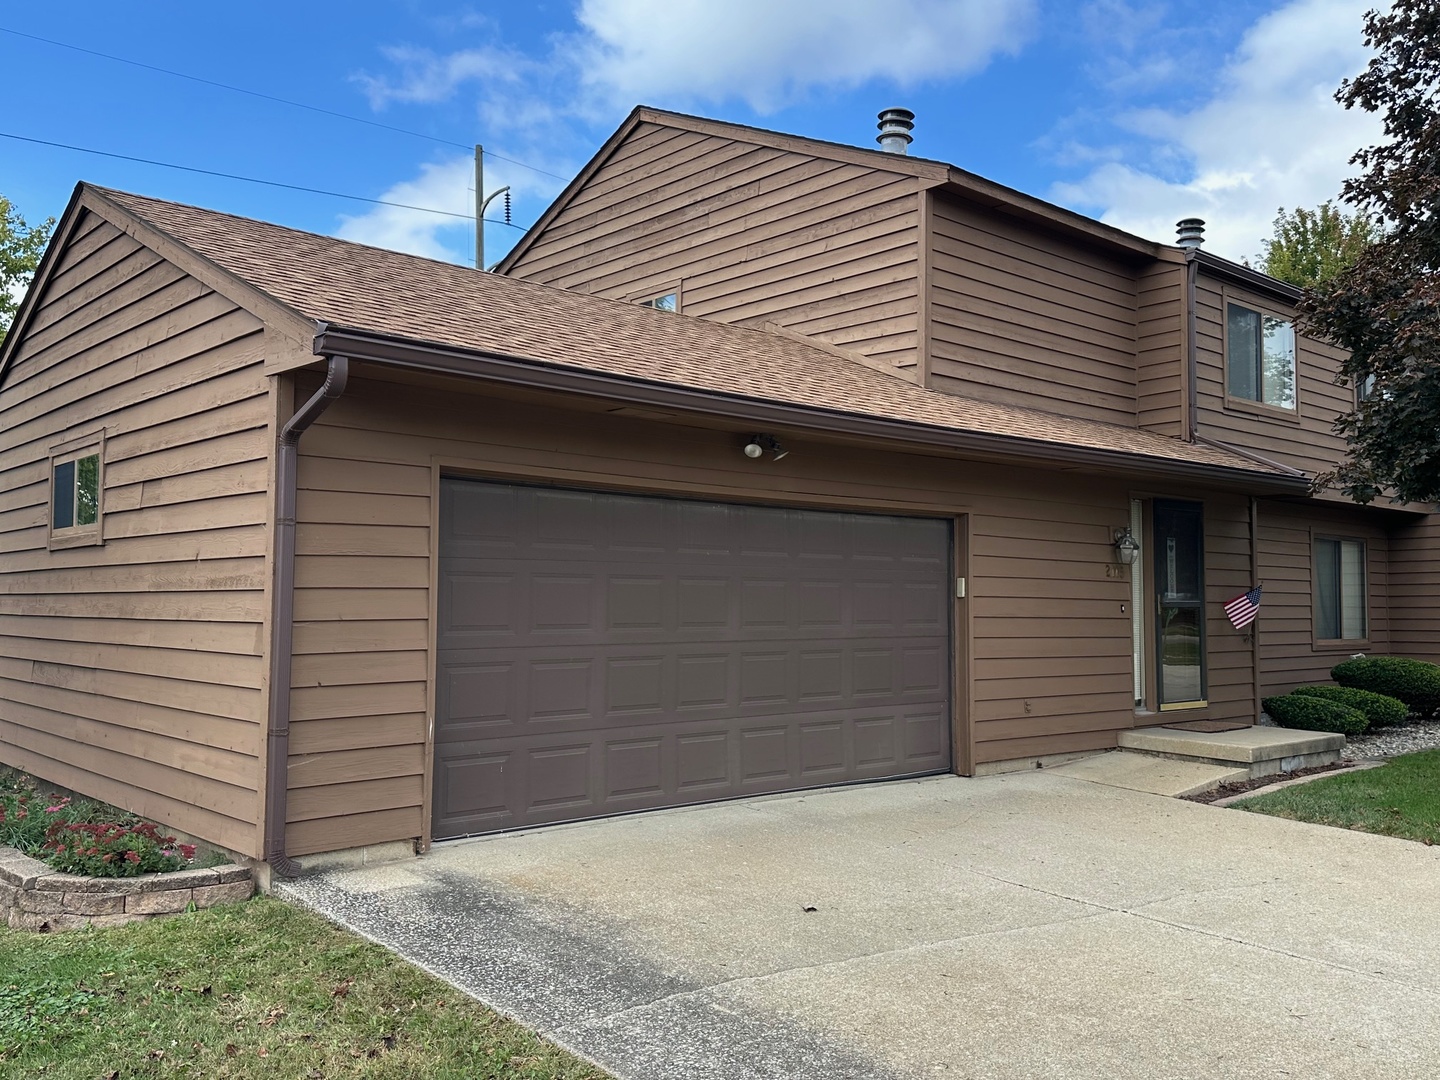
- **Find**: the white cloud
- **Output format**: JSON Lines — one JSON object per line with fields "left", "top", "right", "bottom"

{"left": 335, "top": 152, "right": 568, "bottom": 267}
{"left": 567, "top": 0, "right": 1039, "bottom": 112}
{"left": 354, "top": 45, "right": 532, "bottom": 108}
{"left": 1052, "top": 0, "right": 1382, "bottom": 260}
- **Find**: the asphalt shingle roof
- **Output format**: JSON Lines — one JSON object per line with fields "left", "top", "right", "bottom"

{"left": 99, "top": 187, "right": 1294, "bottom": 480}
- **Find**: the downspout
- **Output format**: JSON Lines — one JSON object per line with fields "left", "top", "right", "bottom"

{"left": 263, "top": 355, "right": 350, "bottom": 879}
{"left": 1185, "top": 250, "right": 1199, "bottom": 442}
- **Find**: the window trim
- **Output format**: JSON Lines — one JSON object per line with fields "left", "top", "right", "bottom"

{"left": 629, "top": 280, "right": 683, "bottom": 313}
{"left": 1221, "top": 287, "right": 1302, "bottom": 421}
{"left": 48, "top": 430, "right": 106, "bottom": 550}
{"left": 1312, "top": 531, "right": 1370, "bottom": 649}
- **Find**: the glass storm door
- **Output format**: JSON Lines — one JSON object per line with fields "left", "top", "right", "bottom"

{"left": 1153, "top": 500, "right": 1206, "bottom": 708}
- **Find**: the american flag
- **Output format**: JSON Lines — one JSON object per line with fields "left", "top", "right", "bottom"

{"left": 1224, "top": 586, "right": 1263, "bottom": 630}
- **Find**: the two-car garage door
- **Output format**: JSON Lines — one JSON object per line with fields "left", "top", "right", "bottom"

{"left": 432, "top": 478, "right": 954, "bottom": 839}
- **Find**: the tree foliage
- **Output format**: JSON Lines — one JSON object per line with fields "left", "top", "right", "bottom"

{"left": 1303, "top": 1, "right": 1440, "bottom": 504}
{"left": 0, "top": 195, "right": 54, "bottom": 346}
{"left": 1259, "top": 202, "right": 1379, "bottom": 288}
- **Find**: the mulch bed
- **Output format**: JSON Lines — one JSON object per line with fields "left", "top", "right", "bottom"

{"left": 1180, "top": 760, "right": 1361, "bottom": 804}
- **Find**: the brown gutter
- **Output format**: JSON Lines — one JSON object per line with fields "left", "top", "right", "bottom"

{"left": 311, "top": 325, "right": 1311, "bottom": 497}
{"left": 263, "top": 353, "right": 350, "bottom": 879}
{"left": 1194, "top": 433, "right": 1308, "bottom": 478}
{"left": 1185, "top": 250, "right": 1199, "bottom": 442}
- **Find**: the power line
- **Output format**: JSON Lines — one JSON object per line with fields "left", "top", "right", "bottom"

{"left": 0, "top": 25, "right": 571, "bottom": 183}
{"left": 1, "top": 130, "right": 531, "bottom": 231}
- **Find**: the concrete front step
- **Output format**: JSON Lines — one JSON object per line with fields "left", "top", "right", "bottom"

{"left": 1047, "top": 751, "right": 1249, "bottom": 798}
{"left": 1117, "top": 725, "right": 1344, "bottom": 779}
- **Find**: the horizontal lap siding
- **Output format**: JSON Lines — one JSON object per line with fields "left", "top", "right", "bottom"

{"left": 1136, "top": 259, "right": 1184, "bottom": 437}
{"left": 293, "top": 369, "right": 1237, "bottom": 853}
{"left": 1256, "top": 500, "right": 1391, "bottom": 695}
{"left": 503, "top": 122, "right": 922, "bottom": 370}
{"left": 928, "top": 195, "right": 1139, "bottom": 425}
{"left": 1204, "top": 495, "right": 1260, "bottom": 723}
{"left": 1194, "top": 274, "right": 1352, "bottom": 475}
{"left": 1391, "top": 515, "right": 1440, "bottom": 663}
{"left": 0, "top": 212, "right": 270, "bottom": 856}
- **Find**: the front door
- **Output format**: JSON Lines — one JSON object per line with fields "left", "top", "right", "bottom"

{"left": 1153, "top": 499, "right": 1206, "bottom": 709}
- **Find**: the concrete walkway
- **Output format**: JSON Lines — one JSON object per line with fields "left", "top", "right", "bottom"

{"left": 279, "top": 773, "right": 1440, "bottom": 1080}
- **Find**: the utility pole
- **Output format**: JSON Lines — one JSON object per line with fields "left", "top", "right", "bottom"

{"left": 473, "top": 143, "right": 511, "bottom": 273}
{"left": 474, "top": 144, "right": 484, "bottom": 271}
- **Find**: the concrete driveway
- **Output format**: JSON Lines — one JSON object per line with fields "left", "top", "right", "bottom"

{"left": 279, "top": 773, "right": 1440, "bottom": 1080}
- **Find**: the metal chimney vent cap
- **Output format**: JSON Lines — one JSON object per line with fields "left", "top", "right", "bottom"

{"left": 1175, "top": 218, "right": 1206, "bottom": 249}
{"left": 877, "top": 108, "right": 915, "bottom": 154}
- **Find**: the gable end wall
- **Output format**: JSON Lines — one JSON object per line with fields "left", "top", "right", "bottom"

{"left": 0, "top": 211, "right": 274, "bottom": 857}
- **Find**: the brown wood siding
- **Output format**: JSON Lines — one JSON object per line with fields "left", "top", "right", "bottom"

{"left": 1255, "top": 499, "right": 1391, "bottom": 695}
{"left": 927, "top": 194, "right": 1140, "bottom": 425}
{"left": 290, "top": 366, "right": 1273, "bottom": 852}
{"left": 1135, "top": 258, "right": 1185, "bottom": 437}
{"left": 1193, "top": 273, "right": 1352, "bottom": 474}
{"left": 1390, "top": 514, "right": 1440, "bottom": 664}
{"left": 0, "top": 212, "right": 271, "bottom": 856}
{"left": 1199, "top": 493, "right": 1264, "bottom": 723}
{"left": 502, "top": 121, "right": 923, "bottom": 370}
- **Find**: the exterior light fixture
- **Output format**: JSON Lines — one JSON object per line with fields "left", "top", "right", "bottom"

{"left": 743, "top": 434, "right": 788, "bottom": 461}
{"left": 1113, "top": 526, "right": 1141, "bottom": 566}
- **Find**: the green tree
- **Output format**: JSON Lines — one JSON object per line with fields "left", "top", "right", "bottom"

{"left": 1303, "top": 0, "right": 1440, "bottom": 505}
{"left": 0, "top": 195, "right": 54, "bottom": 346}
{"left": 1259, "top": 202, "right": 1379, "bottom": 288}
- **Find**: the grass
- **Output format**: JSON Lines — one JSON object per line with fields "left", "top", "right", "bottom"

{"left": 0, "top": 896, "right": 611, "bottom": 1079}
{"left": 1233, "top": 748, "right": 1440, "bottom": 845}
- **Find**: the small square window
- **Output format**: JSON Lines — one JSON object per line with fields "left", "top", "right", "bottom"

{"left": 49, "top": 436, "right": 105, "bottom": 548}
{"left": 1315, "top": 537, "right": 1367, "bottom": 641}
{"left": 1227, "top": 302, "right": 1296, "bottom": 410}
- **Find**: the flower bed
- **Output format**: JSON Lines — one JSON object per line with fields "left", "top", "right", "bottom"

{"left": 0, "top": 844, "right": 253, "bottom": 931}
{"left": 0, "top": 769, "right": 251, "bottom": 931}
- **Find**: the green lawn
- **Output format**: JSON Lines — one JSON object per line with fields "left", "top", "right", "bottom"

{"left": 1233, "top": 749, "right": 1440, "bottom": 845}
{"left": 0, "top": 896, "right": 610, "bottom": 1079}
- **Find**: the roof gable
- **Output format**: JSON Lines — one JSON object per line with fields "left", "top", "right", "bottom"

{"left": 0, "top": 184, "right": 311, "bottom": 390}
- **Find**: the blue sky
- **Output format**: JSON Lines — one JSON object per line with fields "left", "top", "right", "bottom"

{"left": 1, "top": 0, "right": 1381, "bottom": 272}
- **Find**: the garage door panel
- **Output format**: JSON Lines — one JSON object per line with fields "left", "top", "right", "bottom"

{"left": 434, "top": 479, "right": 953, "bottom": 838}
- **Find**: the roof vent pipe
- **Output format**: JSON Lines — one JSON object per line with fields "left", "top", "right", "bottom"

{"left": 1176, "top": 218, "right": 1206, "bottom": 249}
{"left": 876, "top": 108, "right": 915, "bottom": 154}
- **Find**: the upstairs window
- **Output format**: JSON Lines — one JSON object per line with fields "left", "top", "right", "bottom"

{"left": 49, "top": 434, "right": 104, "bottom": 549}
{"left": 638, "top": 291, "right": 679, "bottom": 313}
{"left": 1227, "top": 302, "right": 1296, "bottom": 410}
{"left": 1315, "top": 537, "right": 1367, "bottom": 642}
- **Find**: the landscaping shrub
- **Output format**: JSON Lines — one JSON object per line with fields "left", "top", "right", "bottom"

{"left": 1292, "top": 685, "right": 1409, "bottom": 728}
{"left": 1331, "top": 656, "right": 1440, "bottom": 719}
{"left": 1262, "top": 693, "right": 1368, "bottom": 736}
{"left": 0, "top": 769, "right": 198, "bottom": 877}
{"left": 41, "top": 820, "right": 196, "bottom": 878}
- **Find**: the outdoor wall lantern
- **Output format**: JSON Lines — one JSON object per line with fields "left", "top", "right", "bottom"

{"left": 1113, "top": 526, "right": 1141, "bottom": 566}
{"left": 742, "top": 434, "right": 789, "bottom": 461}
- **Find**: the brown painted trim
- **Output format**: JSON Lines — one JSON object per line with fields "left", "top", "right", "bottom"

{"left": 1219, "top": 285, "right": 1303, "bottom": 420}
{"left": 1250, "top": 496, "right": 1262, "bottom": 721}
{"left": 952, "top": 513, "right": 973, "bottom": 776}
{"left": 916, "top": 182, "right": 935, "bottom": 389}
{"left": 263, "top": 356, "right": 350, "bottom": 879}
{"left": 419, "top": 459, "right": 443, "bottom": 855}
{"left": 0, "top": 185, "right": 89, "bottom": 383}
{"left": 311, "top": 327, "right": 1313, "bottom": 496}
{"left": 1193, "top": 249, "right": 1302, "bottom": 303}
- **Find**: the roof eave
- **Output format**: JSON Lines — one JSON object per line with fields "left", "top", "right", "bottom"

{"left": 1192, "top": 249, "right": 1304, "bottom": 303}
{"left": 311, "top": 325, "right": 1312, "bottom": 497}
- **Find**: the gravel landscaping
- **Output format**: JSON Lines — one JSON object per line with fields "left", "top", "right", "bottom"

{"left": 1342, "top": 718, "right": 1440, "bottom": 759}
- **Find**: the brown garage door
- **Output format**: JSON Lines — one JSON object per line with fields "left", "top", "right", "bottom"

{"left": 433, "top": 478, "right": 952, "bottom": 838}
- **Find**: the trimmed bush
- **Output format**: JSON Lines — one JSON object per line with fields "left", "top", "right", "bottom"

{"left": 1292, "top": 685, "right": 1409, "bottom": 728}
{"left": 1331, "top": 656, "right": 1440, "bottom": 719}
{"left": 1262, "top": 693, "right": 1368, "bottom": 736}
